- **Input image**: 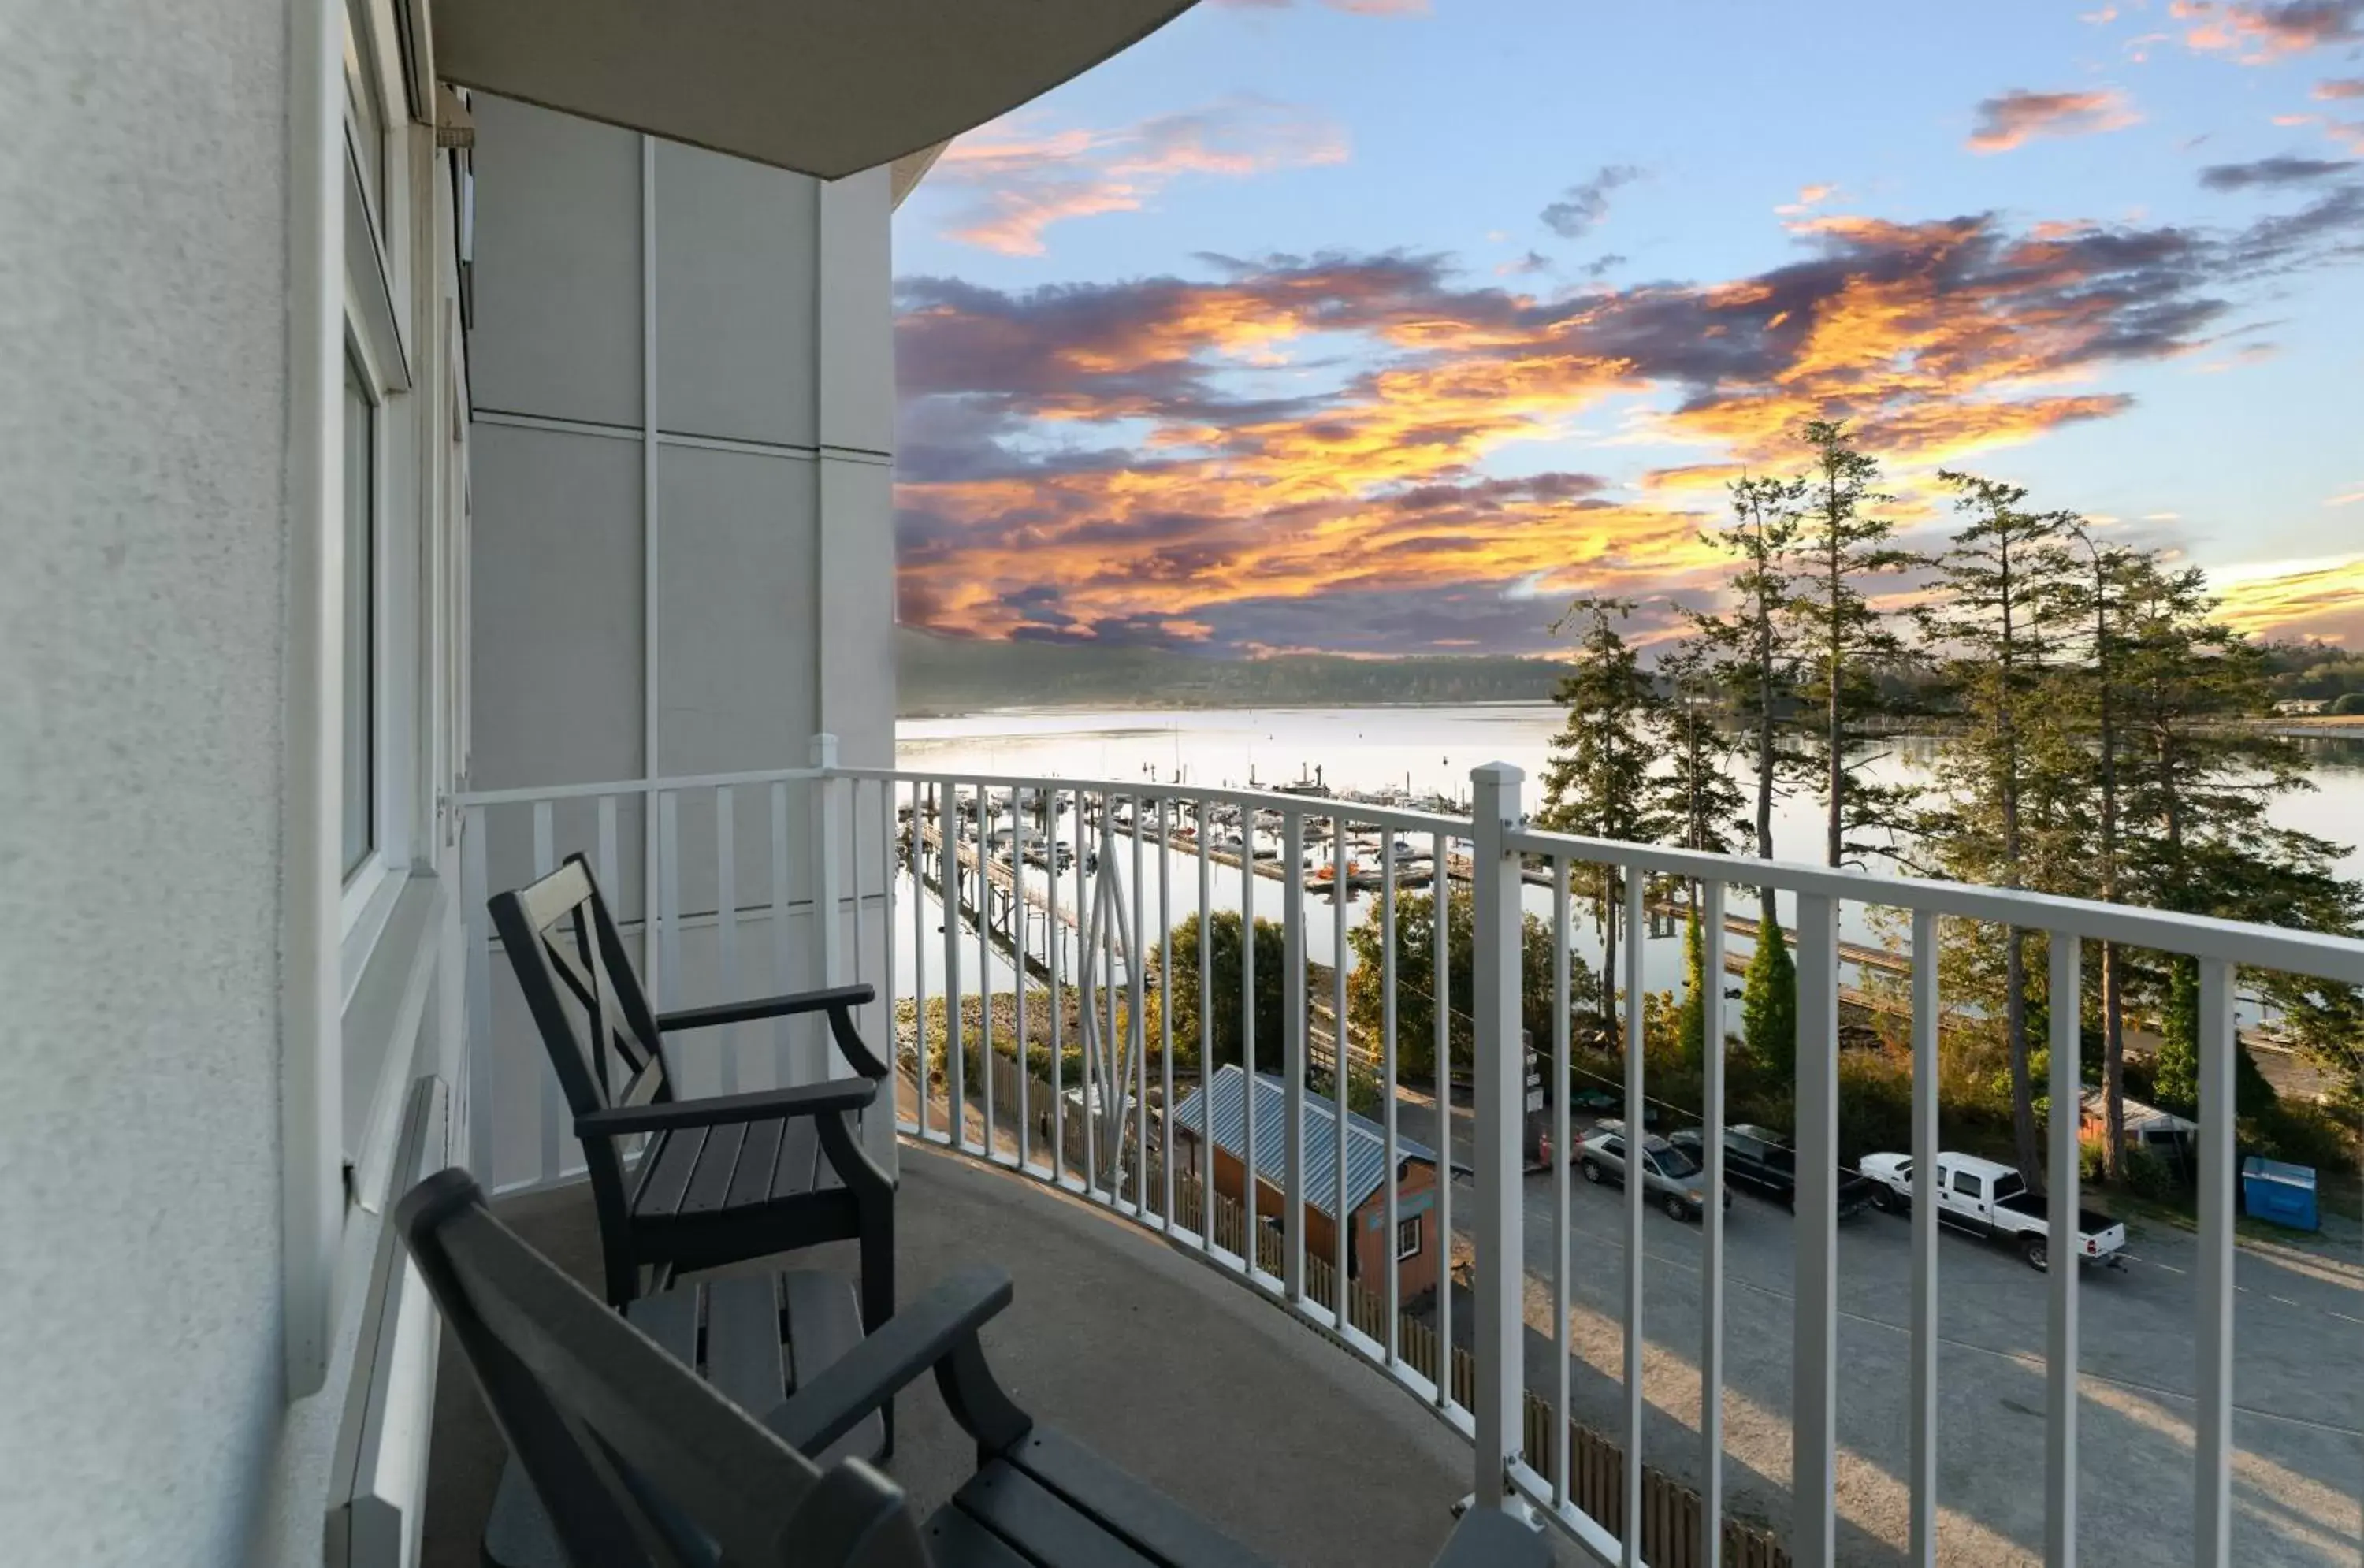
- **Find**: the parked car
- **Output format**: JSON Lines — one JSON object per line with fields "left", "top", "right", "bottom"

{"left": 1856, "top": 1151, "right": 2127, "bottom": 1273}
{"left": 1665, "top": 1123, "right": 1878, "bottom": 1218}
{"left": 1574, "top": 1120, "right": 1729, "bottom": 1221}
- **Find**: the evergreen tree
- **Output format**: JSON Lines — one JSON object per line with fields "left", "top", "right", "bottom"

{"left": 2109, "top": 558, "right": 2359, "bottom": 1115}
{"left": 1788, "top": 421, "right": 1922, "bottom": 868}
{"left": 1697, "top": 477, "right": 1806, "bottom": 1076}
{"left": 1539, "top": 599, "right": 1671, "bottom": 1021}
{"left": 1921, "top": 472, "right": 2079, "bottom": 1190}
{"left": 1742, "top": 921, "right": 1798, "bottom": 1076}
{"left": 1677, "top": 908, "right": 1709, "bottom": 1072}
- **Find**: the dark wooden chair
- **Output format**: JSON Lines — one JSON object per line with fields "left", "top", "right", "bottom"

{"left": 399, "top": 1168, "right": 1550, "bottom": 1568}
{"left": 491, "top": 853, "right": 895, "bottom": 1326}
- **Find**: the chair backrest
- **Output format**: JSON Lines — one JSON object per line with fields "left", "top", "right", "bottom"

{"left": 489, "top": 855, "right": 673, "bottom": 1192}
{"left": 398, "top": 1167, "right": 928, "bottom": 1568}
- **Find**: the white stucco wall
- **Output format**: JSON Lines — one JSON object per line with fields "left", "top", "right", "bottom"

{"left": 0, "top": 1, "right": 296, "bottom": 1561}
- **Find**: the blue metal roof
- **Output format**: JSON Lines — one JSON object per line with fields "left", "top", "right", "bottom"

{"left": 1167, "top": 1065, "right": 1437, "bottom": 1219}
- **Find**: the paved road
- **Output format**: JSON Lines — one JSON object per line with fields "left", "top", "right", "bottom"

{"left": 1396, "top": 1088, "right": 2364, "bottom": 1566}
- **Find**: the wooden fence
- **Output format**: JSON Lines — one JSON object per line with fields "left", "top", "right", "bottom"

{"left": 937, "top": 1062, "right": 1790, "bottom": 1568}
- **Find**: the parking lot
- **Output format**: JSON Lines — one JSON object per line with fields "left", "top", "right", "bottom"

{"left": 1398, "top": 1093, "right": 2364, "bottom": 1566}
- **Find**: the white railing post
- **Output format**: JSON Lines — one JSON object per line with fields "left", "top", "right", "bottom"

{"left": 1794, "top": 892, "right": 1839, "bottom": 1568}
{"left": 808, "top": 733, "right": 844, "bottom": 1087}
{"left": 2194, "top": 957, "right": 2237, "bottom": 1568}
{"left": 1469, "top": 762, "right": 1526, "bottom": 1511}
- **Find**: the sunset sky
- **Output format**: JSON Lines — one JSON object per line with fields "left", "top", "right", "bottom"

{"left": 891, "top": 0, "right": 2364, "bottom": 657}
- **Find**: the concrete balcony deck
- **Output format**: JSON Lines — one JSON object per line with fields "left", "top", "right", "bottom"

{"left": 422, "top": 1140, "right": 1521, "bottom": 1567}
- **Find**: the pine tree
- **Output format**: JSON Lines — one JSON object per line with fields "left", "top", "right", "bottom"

{"left": 1921, "top": 472, "right": 2079, "bottom": 1191}
{"left": 1538, "top": 599, "right": 1671, "bottom": 1024}
{"left": 2109, "top": 557, "right": 2360, "bottom": 1117}
{"left": 1742, "top": 921, "right": 1797, "bottom": 1076}
{"left": 1789, "top": 421, "right": 1922, "bottom": 868}
{"left": 1697, "top": 477, "right": 1806, "bottom": 1076}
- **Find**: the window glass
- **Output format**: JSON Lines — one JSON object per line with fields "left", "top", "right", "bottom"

{"left": 1957, "top": 1173, "right": 1984, "bottom": 1199}
{"left": 1396, "top": 1217, "right": 1421, "bottom": 1260}
{"left": 1655, "top": 1143, "right": 1700, "bottom": 1180}
{"left": 342, "top": 351, "right": 375, "bottom": 876}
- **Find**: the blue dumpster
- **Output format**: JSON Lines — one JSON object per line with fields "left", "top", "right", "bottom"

{"left": 2241, "top": 1156, "right": 2318, "bottom": 1232}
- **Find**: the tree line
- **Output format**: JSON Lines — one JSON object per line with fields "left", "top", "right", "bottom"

{"left": 1537, "top": 420, "right": 2362, "bottom": 1192}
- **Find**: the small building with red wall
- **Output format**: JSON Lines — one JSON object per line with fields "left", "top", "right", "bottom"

{"left": 1168, "top": 1065, "right": 1444, "bottom": 1306}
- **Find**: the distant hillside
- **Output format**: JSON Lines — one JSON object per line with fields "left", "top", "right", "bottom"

{"left": 896, "top": 627, "right": 1566, "bottom": 715}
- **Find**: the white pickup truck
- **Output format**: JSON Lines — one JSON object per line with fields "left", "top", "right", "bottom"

{"left": 1856, "top": 1151, "right": 2127, "bottom": 1273}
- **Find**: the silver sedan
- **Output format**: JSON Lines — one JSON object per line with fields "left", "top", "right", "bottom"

{"left": 1574, "top": 1120, "right": 1728, "bottom": 1222}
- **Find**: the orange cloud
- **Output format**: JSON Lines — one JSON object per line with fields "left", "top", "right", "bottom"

{"left": 2320, "top": 77, "right": 2364, "bottom": 97}
{"left": 929, "top": 98, "right": 1347, "bottom": 256}
{"left": 1968, "top": 88, "right": 2142, "bottom": 153}
{"left": 895, "top": 189, "right": 2364, "bottom": 651}
{"left": 2215, "top": 555, "right": 2364, "bottom": 643}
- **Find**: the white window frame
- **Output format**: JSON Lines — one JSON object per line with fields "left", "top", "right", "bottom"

{"left": 1396, "top": 1214, "right": 1422, "bottom": 1261}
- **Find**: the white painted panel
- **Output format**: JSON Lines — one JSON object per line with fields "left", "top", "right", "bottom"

{"left": 818, "top": 168, "right": 893, "bottom": 455}
{"left": 469, "top": 95, "right": 644, "bottom": 428}
{"left": 654, "top": 443, "right": 820, "bottom": 777}
{"left": 652, "top": 140, "right": 820, "bottom": 448}
{"left": 469, "top": 423, "right": 645, "bottom": 792}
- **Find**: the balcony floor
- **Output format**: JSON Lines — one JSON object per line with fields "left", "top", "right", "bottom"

{"left": 423, "top": 1139, "right": 1524, "bottom": 1567}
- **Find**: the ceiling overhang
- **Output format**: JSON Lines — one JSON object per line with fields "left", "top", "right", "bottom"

{"left": 431, "top": 1, "right": 1199, "bottom": 180}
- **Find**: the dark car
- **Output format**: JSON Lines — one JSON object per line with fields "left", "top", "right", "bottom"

{"left": 1665, "top": 1123, "right": 1876, "bottom": 1219}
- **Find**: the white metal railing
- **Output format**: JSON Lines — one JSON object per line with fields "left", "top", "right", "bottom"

{"left": 460, "top": 747, "right": 2364, "bottom": 1567}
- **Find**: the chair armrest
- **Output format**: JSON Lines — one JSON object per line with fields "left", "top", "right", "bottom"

{"left": 658, "top": 983, "right": 874, "bottom": 1034}
{"left": 659, "top": 984, "right": 889, "bottom": 1079}
{"left": 1429, "top": 1508, "right": 1552, "bottom": 1568}
{"left": 575, "top": 1076, "right": 876, "bottom": 1138}
{"left": 764, "top": 1267, "right": 1020, "bottom": 1459}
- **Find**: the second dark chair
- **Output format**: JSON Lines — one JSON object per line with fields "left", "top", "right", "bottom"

{"left": 489, "top": 852, "right": 896, "bottom": 1336}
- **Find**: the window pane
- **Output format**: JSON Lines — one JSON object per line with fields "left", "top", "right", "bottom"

{"left": 343, "top": 353, "right": 374, "bottom": 876}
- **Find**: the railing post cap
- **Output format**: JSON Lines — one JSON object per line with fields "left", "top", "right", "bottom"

{"left": 1469, "top": 760, "right": 1523, "bottom": 786}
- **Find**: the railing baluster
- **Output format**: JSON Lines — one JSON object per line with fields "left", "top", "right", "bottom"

{"left": 1620, "top": 869, "right": 1645, "bottom": 1566}
{"left": 1082, "top": 791, "right": 1098, "bottom": 1196}
{"left": 463, "top": 804, "right": 492, "bottom": 1176}
{"left": 1283, "top": 809, "right": 1307, "bottom": 1304}
{"left": 1469, "top": 764, "right": 1525, "bottom": 1510}
{"left": 1553, "top": 857, "right": 1573, "bottom": 1511}
{"left": 1242, "top": 801, "right": 1260, "bottom": 1281}
{"left": 775, "top": 782, "right": 795, "bottom": 1088}
{"left": 2047, "top": 931, "right": 2083, "bottom": 1568}
{"left": 2194, "top": 956, "right": 2236, "bottom": 1568}
{"left": 1794, "top": 890, "right": 1840, "bottom": 1568}
{"left": 943, "top": 782, "right": 965, "bottom": 1154}
{"left": 1333, "top": 814, "right": 1351, "bottom": 1316}
{"left": 1432, "top": 824, "right": 1451, "bottom": 1410}
{"left": 1132, "top": 793, "right": 1149, "bottom": 1213}
{"left": 1910, "top": 908, "right": 1939, "bottom": 1568}
{"left": 979, "top": 784, "right": 994, "bottom": 1159}
{"left": 716, "top": 786, "right": 738, "bottom": 1096}
{"left": 1049, "top": 789, "right": 1065, "bottom": 1183}
{"left": 1381, "top": 824, "right": 1400, "bottom": 1365}
{"left": 531, "top": 799, "right": 559, "bottom": 1180}
{"left": 1701, "top": 879, "right": 1727, "bottom": 1568}
{"left": 909, "top": 782, "right": 928, "bottom": 1139}
{"left": 1160, "top": 796, "right": 1175, "bottom": 1229}
{"left": 1199, "top": 801, "right": 1215, "bottom": 1257}
{"left": 850, "top": 779, "right": 869, "bottom": 1057}
{"left": 658, "top": 790, "right": 682, "bottom": 1022}
{"left": 1012, "top": 787, "right": 1029, "bottom": 1173}
{"left": 1065, "top": 786, "right": 1086, "bottom": 1189}
{"left": 878, "top": 778, "right": 896, "bottom": 1154}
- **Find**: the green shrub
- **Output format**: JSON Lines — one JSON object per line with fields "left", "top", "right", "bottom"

{"left": 2121, "top": 1143, "right": 2184, "bottom": 1202}
{"left": 1742, "top": 925, "right": 1797, "bottom": 1076}
{"left": 2332, "top": 692, "right": 2364, "bottom": 716}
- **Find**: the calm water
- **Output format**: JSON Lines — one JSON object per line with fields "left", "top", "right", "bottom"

{"left": 891, "top": 705, "right": 2364, "bottom": 1001}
